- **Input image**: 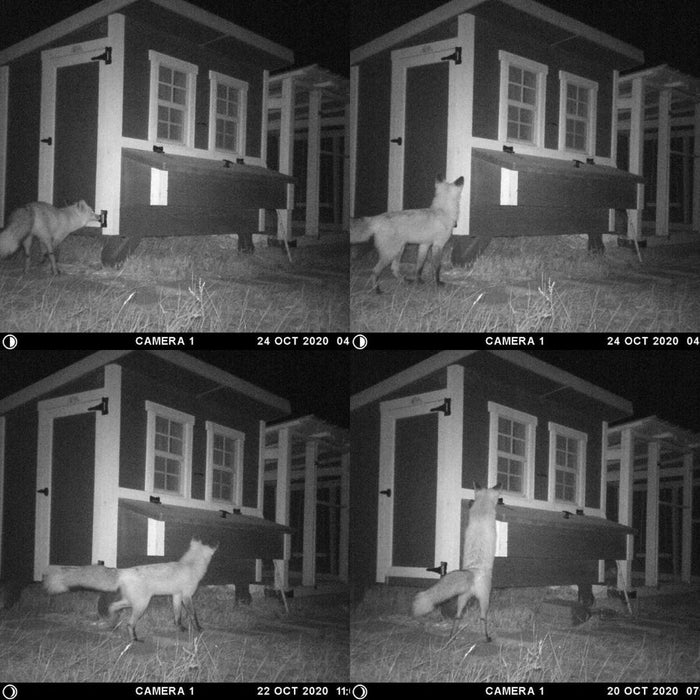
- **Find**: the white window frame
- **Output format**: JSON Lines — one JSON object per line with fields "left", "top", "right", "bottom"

{"left": 498, "top": 50, "right": 548, "bottom": 148}
{"left": 548, "top": 422, "right": 587, "bottom": 507}
{"left": 558, "top": 71, "right": 598, "bottom": 156}
{"left": 144, "top": 400, "right": 194, "bottom": 498}
{"left": 148, "top": 50, "right": 198, "bottom": 147}
{"left": 487, "top": 401, "right": 537, "bottom": 501}
{"left": 208, "top": 70, "right": 248, "bottom": 156}
{"left": 205, "top": 420, "right": 245, "bottom": 506}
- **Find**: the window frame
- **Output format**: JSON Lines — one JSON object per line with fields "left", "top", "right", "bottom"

{"left": 205, "top": 420, "right": 245, "bottom": 506}
{"left": 148, "top": 50, "right": 198, "bottom": 147}
{"left": 547, "top": 421, "right": 588, "bottom": 507}
{"left": 144, "top": 400, "right": 194, "bottom": 499}
{"left": 558, "top": 71, "right": 598, "bottom": 156}
{"left": 498, "top": 50, "right": 549, "bottom": 148}
{"left": 487, "top": 401, "right": 538, "bottom": 501}
{"left": 208, "top": 70, "right": 248, "bottom": 156}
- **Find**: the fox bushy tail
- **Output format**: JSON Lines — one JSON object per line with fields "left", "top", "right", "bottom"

{"left": 43, "top": 565, "right": 119, "bottom": 594}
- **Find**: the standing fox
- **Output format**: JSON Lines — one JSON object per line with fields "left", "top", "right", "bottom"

{"left": 412, "top": 484, "right": 500, "bottom": 642}
{"left": 350, "top": 175, "right": 464, "bottom": 293}
{"left": 43, "top": 538, "right": 217, "bottom": 641}
{"left": 0, "top": 200, "right": 99, "bottom": 275}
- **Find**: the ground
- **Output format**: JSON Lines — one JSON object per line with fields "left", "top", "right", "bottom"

{"left": 350, "top": 584, "right": 700, "bottom": 682}
{"left": 351, "top": 235, "right": 700, "bottom": 331}
{"left": 0, "top": 231, "right": 349, "bottom": 332}
{"left": 0, "top": 585, "right": 348, "bottom": 682}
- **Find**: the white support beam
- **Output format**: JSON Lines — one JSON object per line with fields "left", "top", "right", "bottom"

{"left": 627, "top": 76, "right": 645, "bottom": 240}
{"left": 274, "top": 426, "right": 292, "bottom": 590}
{"left": 302, "top": 439, "right": 318, "bottom": 587}
{"left": 339, "top": 451, "right": 349, "bottom": 582}
{"left": 655, "top": 89, "right": 671, "bottom": 238}
{"left": 644, "top": 440, "right": 660, "bottom": 587}
{"left": 305, "top": 89, "right": 321, "bottom": 238}
{"left": 617, "top": 427, "right": 634, "bottom": 590}
{"left": 277, "top": 76, "right": 295, "bottom": 241}
{"left": 681, "top": 452, "right": 693, "bottom": 583}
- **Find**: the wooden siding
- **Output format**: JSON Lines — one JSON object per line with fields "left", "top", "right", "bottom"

{"left": 119, "top": 149, "right": 290, "bottom": 238}
{"left": 117, "top": 499, "right": 288, "bottom": 584}
{"left": 349, "top": 403, "right": 380, "bottom": 590}
{"left": 5, "top": 54, "right": 41, "bottom": 213}
{"left": 458, "top": 360, "right": 604, "bottom": 508}
{"left": 0, "top": 406, "right": 39, "bottom": 581}
{"left": 122, "top": 15, "right": 265, "bottom": 158}
{"left": 354, "top": 55, "right": 392, "bottom": 216}
{"left": 461, "top": 501, "right": 630, "bottom": 587}
{"left": 118, "top": 361, "right": 270, "bottom": 509}
{"left": 471, "top": 14, "right": 614, "bottom": 157}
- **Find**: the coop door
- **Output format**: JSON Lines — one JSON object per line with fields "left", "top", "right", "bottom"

{"left": 34, "top": 389, "right": 105, "bottom": 579}
{"left": 376, "top": 387, "right": 458, "bottom": 583}
{"left": 388, "top": 41, "right": 452, "bottom": 213}
{"left": 39, "top": 41, "right": 102, "bottom": 214}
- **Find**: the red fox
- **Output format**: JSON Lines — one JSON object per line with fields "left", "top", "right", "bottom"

{"left": 412, "top": 484, "right": 500, "bottom": 642}
{"left": 43, "top": 538, "right": 217, "bottom": 641}
{"left": 350, "top": 175, "right": 464, "bottom": 293}
{"left": 0, "top": 200, "right": 99, "bottom": 275}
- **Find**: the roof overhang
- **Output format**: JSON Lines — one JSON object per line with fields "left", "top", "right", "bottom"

{"left": 351, "top": 0, "right": 643, "bottom": 68}
{"left": 0, "top": 0, "right": 293, "bottom": 66}
{"left": 0, "top": 350, "right": 290, "bottom": 415}
{"left": 350, "top": 350, "right": 633, "bottom": 418}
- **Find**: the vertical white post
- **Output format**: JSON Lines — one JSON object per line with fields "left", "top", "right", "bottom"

{"left": 339, "top": 450, "right": 349, "bottom": 582}
{"left": 655, "top": 88, "right": 671, "bottom": 238}
{"left": 681, "top": 452, "right": 693, "bottom": 583}
{"left": 627, "top": 76, "right": 645, "bottom": 240}
{"left": 305, "top": 88, "right": 321, "bottom": 238}
{"left": 0, "top": 66, "right": 9, "bottom": 225}
{"left": 617, "top": 427, "right": 634, "bottom": 590}
{"left": 277, "top": 76, "right": 295, "bottom": 241}
{"left": 275, "top": 426, "right": 292, "bottom": 590}
{"left": 348, "top": 65, "right": 358, "bottom": 218}
{"left": 645, "top": 440, "right": 660, "bottom": 587}
{"left": 434, "top": 364, "right": 464, "bottom": 570}
{"left": 302, "top": 439, "right": 318, "bottom": 586}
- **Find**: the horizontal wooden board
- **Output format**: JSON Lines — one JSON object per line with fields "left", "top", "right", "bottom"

{"left": 470, "top": 204, "right": 610, "bottom": 237}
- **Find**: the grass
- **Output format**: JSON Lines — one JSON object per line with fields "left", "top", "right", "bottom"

{"left": 350, "top": 585, "right": 700, "bottom": 683}
{"left": 0, "top": 232, "right": 349, "bottom": 332}
{"left": 0, "top": 584, "right": 349, "bottom": 682}
{"left": 350, "top": 234, "right": 700, "bottom": 331}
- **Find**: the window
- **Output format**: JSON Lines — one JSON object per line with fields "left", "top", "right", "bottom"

{"left": 488, "top": 402, "right": 537, "bottom": 499}
{"left": 145, "top": 401, "right": 194, "bottom": 498}
{"left": 208, "top": 71, "right": 248, "bottom": 154}
{"left": 558, "top": 72, "right": 598, "bottom": 155}
{"left": 548, "top": 422, "right": 587, "bottom": 506}
{"left": 498, "top": 51, "right": 548, "bottom": 147}
{"left": 148, "top": 51, "right": 198, "bottom": 146}
{"left": 205, "top": 421, "right": 244, "bottom": 505}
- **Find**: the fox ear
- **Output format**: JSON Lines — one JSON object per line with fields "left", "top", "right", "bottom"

{"left": 454, "top": 176, "right": 464, "bottom": 187}
{"left": 435, "top": 173, "right": 444, "bottom": 183}
{"left": 473, "top": 481, "right": 482, "bottom": 492}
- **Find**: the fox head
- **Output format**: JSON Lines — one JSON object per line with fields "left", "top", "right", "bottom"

{"left": 74, "top": 200, "right": 100, "bottom": 222}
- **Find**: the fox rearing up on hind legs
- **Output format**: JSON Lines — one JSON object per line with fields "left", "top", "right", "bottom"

{"left": 412, "top": 484, "right": 500, "bottom": 643}
{"left": 43, "top": 538, "right": 217, "bottom": 641}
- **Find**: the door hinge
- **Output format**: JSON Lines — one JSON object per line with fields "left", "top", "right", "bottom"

{"left": 429, "top": 398, "right": 451, "bottom": 416}
{"left": 87, "top": 397, "right": 109, "bottom": 416}
{"left": 91, "top": 47, "right": 112, "bottom": 65}
{"left": 441, "top": 47, "right": 462, "bottom": 65}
